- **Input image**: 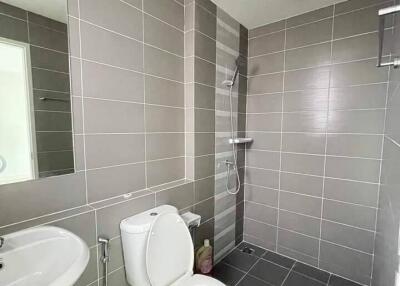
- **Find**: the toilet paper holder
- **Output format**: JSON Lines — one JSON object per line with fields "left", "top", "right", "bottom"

{"left": 181, "top": 211, "right": 201, "bottom": 230}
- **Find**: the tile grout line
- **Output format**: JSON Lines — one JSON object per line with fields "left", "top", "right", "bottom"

{"left": 280, "top": 262, "right": 296, "bottom": 286}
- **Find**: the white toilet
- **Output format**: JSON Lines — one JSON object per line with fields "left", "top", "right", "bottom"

{"left": 120, "top": 205, "right": 225, "bottom": 286}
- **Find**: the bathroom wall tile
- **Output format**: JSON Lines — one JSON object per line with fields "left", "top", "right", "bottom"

{"left": 195, "top": 133, "right": 215, "bottom": 156}
{"left": 74, "top": 247, "right": 98, "bottom": 286}
{"left": 145, "top": 105, "right": 184, "bottom": 132}
{"left": 328, "top": 110, "right": 385, "bottom": 134}
{"left": 245, "top": 167, "right": 279, "bottom": 189}
{"left": 194, "top": 155, "right": 215, "bottom": 179}
{"left": 82, "top": 60, "right": 144, "bottom": 103}
{"left": 245, "top": 184, "right": 279, "bottom": 207}
{"left": 282, "top": 133, "right": 326, "bottom": 154}
{"left": 280, "top": 172, "right": 323, "bottom": 197}
{"left": 323, "top": 178, "right": 379, "bottom": 207}
{"left": 80, "top": 22, "right": 143, "bottom": 71}
{"left": 95, "top": 194, "right": 155, "bottom": 238}
{"left": 319, "top": 241, "right": 372, "bottom": 285}
{"left": 244, "top": 219, "right": 277, "bottom": 250}
{"left": 37, "top": 151, "right": 74, "bottom": 173}
{"left": 146, "top": 75, "right": 184, "bottom": 107}
{"left": 325, "top": 156, "right": 381, "bottom": 183}
{"left": 68, "top": 16, "right": 80, "bottom": 57}
{"left": 246, "top": 114, "right": 282, "bottom": 132}
{"left": 32, "top": 68, "right": 70, "bottom": 92}
{"left": 195, "top": 5, "right": 216, "bottom": 39}
{"left": 0, "top": 1, "right": 26, "bottom": 19}
{"left": 85, "top": 134, "right": 145, "bottom": 169}
{"left": 277, "top": 246, "right": 318, "bottom": 267}
{"left": 194, "top": 197, "right": 215, "bottom": 222}
{"left": 246, "top": 150, "right": 280, "bottom": 170}
{"left": 278, "top": 228, "right": 319, "bottom": 258}
{"left": 146, "top": 133, "right": 185, "bottom": 160}
{"left": 285, "top": 42, "right": 331, "bottom": 70}
{"left": 249, "top": 30, "right": 285, "bottom": 56}
{"left": 286, "top": 6, "right": 333, "bottom": 28}
{"left": 184, "top": 2, "right": 195, "bottom": 31}
{"left": 195, "top": 31, "right": 216, "bottom": 63}
{"left": 247, "top": 93, "right": 282, "bottom": 113}
{"left": 248, "top": 73, "right": 283, "bottom": 94}
{"left": 321, "top": 220, "right": 375, "bottom": 253}
{"left": 283, "top": 89, "right": 329, "bottom": 112}
{"left": 98, "top": 237, "right": 124, "bottom": 278}
{"left": 326, "top": 134, "right": 382, "bottom": 158}
{"left": 245, "top": 201, "right": 278, "bottom": 225}
{"left": 35, "top": 111, "right": 71, "bottom": 132}
{"left": 285, "top": 67, "right": 330, "bottom": 91}
{"left": 279, "top": 210, "right": 321, "bottom": 238}
{"left": 147, "top": 157, "right": 185, "bottom": 187}
{"left": 194, "top": 57, "right": 216, "bottom": 86}
{"left": 194, "top": 83, "right": 215, "bottom": 109}
{"left": 0, "top": 14, "right": 28, "bottom": 42}
{"left": 28, "top": 12, "right": 66, "bottom": 32}
{"left": 195, "top": 176, "right": 215, "bottom": 202}
{"left": 283, "top": 111, "right": 327, "bottom": 133}
{"left": 331, "top": 59, "right": 388, "bottom": 87}
{"left": 144, "top": 0, "right": 184, "bottom": 30}
{"left": 195, "top": 108, "right": 215, "bottom": 132}
{"left": 31, "top": 46, "right": 69, "bottom": 72}
{"left": 329, "top": 84, "right": 387, "bottom": 110}
{"left": 84, "top": 98, "right": 144, "bottom": 133}
{"left": 29, "top": 22, "right": 68, "bottom": 52}
{"left": 249, "top": 20, "right": 285, "bottom": 38}
{"left": 144, "top": 14, "right": 184, "bottom": 56}
{"left": 279, "top": 191, "right": 322, "bottom": 217}
{"left": 245, "top": 132, "right": 281, "bottom": 151}
{"left": 286, "top": 19, "right": 332, "bottom": 49}
{"left": 87, "top": 163, "right": 146, "bottom": 202}
{"left": 335, "top": 0, "right": 389, "bottom": 15}
{"left": 248, "top": 52, "right": 284, "bottom": 76}
{"left": 144, "top": 45, "right": 184, "bottom": 82}
{"left": 36, "top": 132, "right": 73, "bottom": 152}
{"left": 69, "top": 57, "right": 81, "bottom": 97}
{"left": 322, "top": 199, "right": 376, "bottom": 230}
{"left": 156, "top": 182, "right": 194, "bottom": 210}
{"left": 80, "top": 0, "right": 143, "bottom": 40}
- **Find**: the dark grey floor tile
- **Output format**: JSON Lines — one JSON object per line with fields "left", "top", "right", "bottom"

{"left": 212, "top": 263, "right": 246, "bottom": 286}
{"left": 237, "top": 275, "right": 272, "bottom": 286}
{"left": 329, "top": 275, "right": 362, "bottom": 286}
{"left": 263, "top": 251, "right": 295, "bottom": 269}
{"left": 237, "top": 241, "right": 267, "bottom": 257}
{"left": 222, "top": 249, "right": 259, "bottom": 272}
{"left": 249, "top": 259, "right": 289, "bottom": 286}
{"left": 283, "top": 272, "right": 326, "bottom": 286}
{"left": 292, "top": 262, "right": 330, "bottom": 283}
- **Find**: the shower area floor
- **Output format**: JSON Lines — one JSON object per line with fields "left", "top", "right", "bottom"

{"left": 211, "top": 242, "right": 362, "bottom": 286}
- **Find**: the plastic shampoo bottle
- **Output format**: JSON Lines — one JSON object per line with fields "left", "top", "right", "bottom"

{"left": 195, "top": 239, "right": 213, "bottom": 274}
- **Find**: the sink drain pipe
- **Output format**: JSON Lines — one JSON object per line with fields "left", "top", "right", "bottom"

{"left": 98, "top": 237, "right": 110, "bottom": 286}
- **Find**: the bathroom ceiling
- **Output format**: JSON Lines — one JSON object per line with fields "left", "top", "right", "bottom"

{"left": 1, "top": 0, "right": 67, "bottom": 23}
{"left": 210, "top": 0, "right": 348, "bottom": 29}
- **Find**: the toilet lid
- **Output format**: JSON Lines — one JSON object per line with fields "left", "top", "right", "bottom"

{"left": 146, "top": 213, "right": 194, "bottom": 286}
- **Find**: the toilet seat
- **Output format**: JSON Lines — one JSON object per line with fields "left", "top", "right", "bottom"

{"left": 173, "top": 274, "right": 225, "bottom": 286}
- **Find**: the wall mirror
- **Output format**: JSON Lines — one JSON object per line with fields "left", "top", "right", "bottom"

{"left": 0, "top": 0, "right": 73, "bottom": 185}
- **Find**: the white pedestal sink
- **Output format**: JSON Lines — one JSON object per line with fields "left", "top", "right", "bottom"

{"left": 0, "top": 226, "right": 90, "bottom": 286}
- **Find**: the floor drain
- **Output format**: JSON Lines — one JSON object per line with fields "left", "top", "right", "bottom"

{"left": 241, "top": 247, "right": 255, "bottom": 255}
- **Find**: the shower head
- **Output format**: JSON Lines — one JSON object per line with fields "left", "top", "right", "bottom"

{"left": 223, "top": 55, "right": 246, "bottom": 87}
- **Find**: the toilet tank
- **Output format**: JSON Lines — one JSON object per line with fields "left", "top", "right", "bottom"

{"left": 120, "top": 205, "right": 178, "bottom": 286}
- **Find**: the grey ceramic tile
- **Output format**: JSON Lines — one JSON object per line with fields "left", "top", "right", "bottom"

{"left": 325, "top": 156, "right": 381, "bottom": 183}
{"left": 68, "top": 16, "right": 80, "bottom": 57}
{"left": 286, "top": 19, "right": 332, "bottom": 49}
{"left": 36, "top": 131, "right": 73, "bottom": 152}
{"left": 194, "top": 196, "right": 214, "bottom": 221}
{"left": 84, "top": 98, "right": 144, "bottom": 133}
{"left": 320, "top": 241, "right": 372, "bottom": 285}
{"left": 184, "top": 2, "right": 195, "bottom": 31}
{"left": 98, "top": 236, "right": 124, "bottom": 278}
{"left": 246, "top": 150, "right": 280, "bottom": 170}
{"left": 237, "top": 275, "right": 271, "bottom": 286}
{"left": 194, "top": 57, "right": 216, "bottom": 86}
{"left": 323, "top": 178, "right": 379, "bottom": 207}
{"left": 69, "top": 57, "right": 81, "bottom": 97}
{"left": 285, "top": 42, "right": 331, "bottom": 70}
{"left": 146, "top": 133, "right": 184, "bottom": 160}
{"left": 248, "top": 73, "right": 284, "bottom": 94}
{"left": 30, "top": 46, "right": 69, "bottom": 72}
{"left": 249, "top": 31, "right": 285, "bottom": 56}
{"left": 279, "top": 209, "right": 321, "bottom": 238}
{"left": 283, "top": 272, "right": 325, "bottom": 286}
{"left": 277, "top": 245, "right": 318, "bottom": 267}
{"left": 282, "top": 133, "right": 326, "bottom": 154}
{"left": 144, "top": 14, "right": 184, "bottom": 56}
{"left": 32, "top": 68, "right": 70, "bottom": 92}
{"left": 29, "top": 22, "right": 68, "bottom": 52}
{"left": 144, "top": 0, "right": 184, "bottom": 30}
{"left": 194, "top": 176, "right": 214, "bottom": 202}
{"left": 279, "top": 191, "right": 322, "bottom": 217}
{"left": 34, "top": 111, "right": 72, "bottom": 132}
{"left": 326, "top": 134, "right": 382, "bottom": 158}
{"left": 247, "top": 93, "right": 282, "bottom": 113}
{"left": 245, "top": 184, "right": 278, "bottom": 207}
{"left": 195, "top": 30, "right": 216, "bottom": 63}
{"left": 329, "top": 275, "right": 363, "bottom": 286}
{"left": 147, "top": 157, "right": 185, "bottom": 187}
{"left": 263, "top": 251, "right": 295, "bottom": 269}
{"left": 145, "top": 105, "right": 184, "bottom": 132}
{"left": 85, "top": 134, "right": 145, "bottom": 169}
{"left": 249, "top": 20, "right": 285, "bottom": 38}
{"left": 328, "top": 110, "right": 385, "bottom": 134}
{"left": 28, "top": 12, "right": 66, "bottom": 32}
{"left": 74, "top": 247, "right": 98, "bottom": 286}
{"left": 95, "top": 194, "right": 155, "bottom": 238}
{"left": 245, "top": 201, "right": 278, "bottom": 225}
{"left": 37, "top": 150, "right": 74, "bottom": 172}
{"left": 80, "top": 22, "right": 143, "bottom": 71}
{"left": 144, "top": 45, "right": 184, "bottom": 82}
{"left": 146, "top": 75, "right": 184, "bottom": 107}
{"left": 329, "top": 84, "right": 387, "bottom": 110}
{"left": 195, "top": 5, "right": 216, "bottom": 39}
{"left": 0, "top": 1, "right": 26, "bottom": 19}
{"left": 194, "top": 83, "right": 215, "bottom": 109}
{"left": 248, "top": 52, "right": 284, "bottom": 76}
{"left": 322, "top": 199, "right": 376, "bottom": 230}
{"left": 244, "top": 219, "right": 277, "bottom": 250}
{"left": 222, "top": 249, "right": 259, "bottom": 272}
{"left": 245, "top": 167, "right": 280, "bottom": 189}
{"left": 278, "top": 228, "right": 320, "bottom": 258}
{"left": 155, "top": 182, "right": 194, "bottom": 210}
{"left": 194, "top": 132, "right": 215, "bottom": 156}
{"left": 287, "top": 6, "right": 333, "bottom": 28}
{"left": 82, "top": 60, "right": 144, "bottom": 102}
{"left": 281, "top": 153, "right": 325, "bottom": 176}
{"left": 283, "top": 89, "right": 329, "bottom": 112}
{"left": 321, "top": 220, "right": 375, "bottom": 253}
{"left": 292, "top": 262, "right": 330, "bottom": 283}
{"left": 87, "top": 163, "right": 146, "bottom": 202}
{"left": 0, "top": 13, "right": 28, "bottom": 42}
{"left": 194, "top": 154, "right": 215, "bottom": 179}
{"left": 280, "top": 172, "right": 323, "bottom": 197}
{"left": 80, "top": 0, "right": 142, "bottom": 40}
{"left": 249, "top": 258, "right": 289, "bottom": 285}
{"left": 285, "top": 67, "right": 330, "bottom": 91}
{"left": 195, "top": 108, "right": 215, "bottom": 132}
{"left": 246, "top": 132, "right": 281, "bottom": 151}
{"left": 335, "top": 0, "right": 389, "bottom": 15}
{"left": 212, "top": 262, "right": 245, "bottom": 286}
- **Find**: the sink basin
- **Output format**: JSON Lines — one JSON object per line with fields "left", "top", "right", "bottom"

{"left": 0, "top": 226, "right": 89, "bottom": 286}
